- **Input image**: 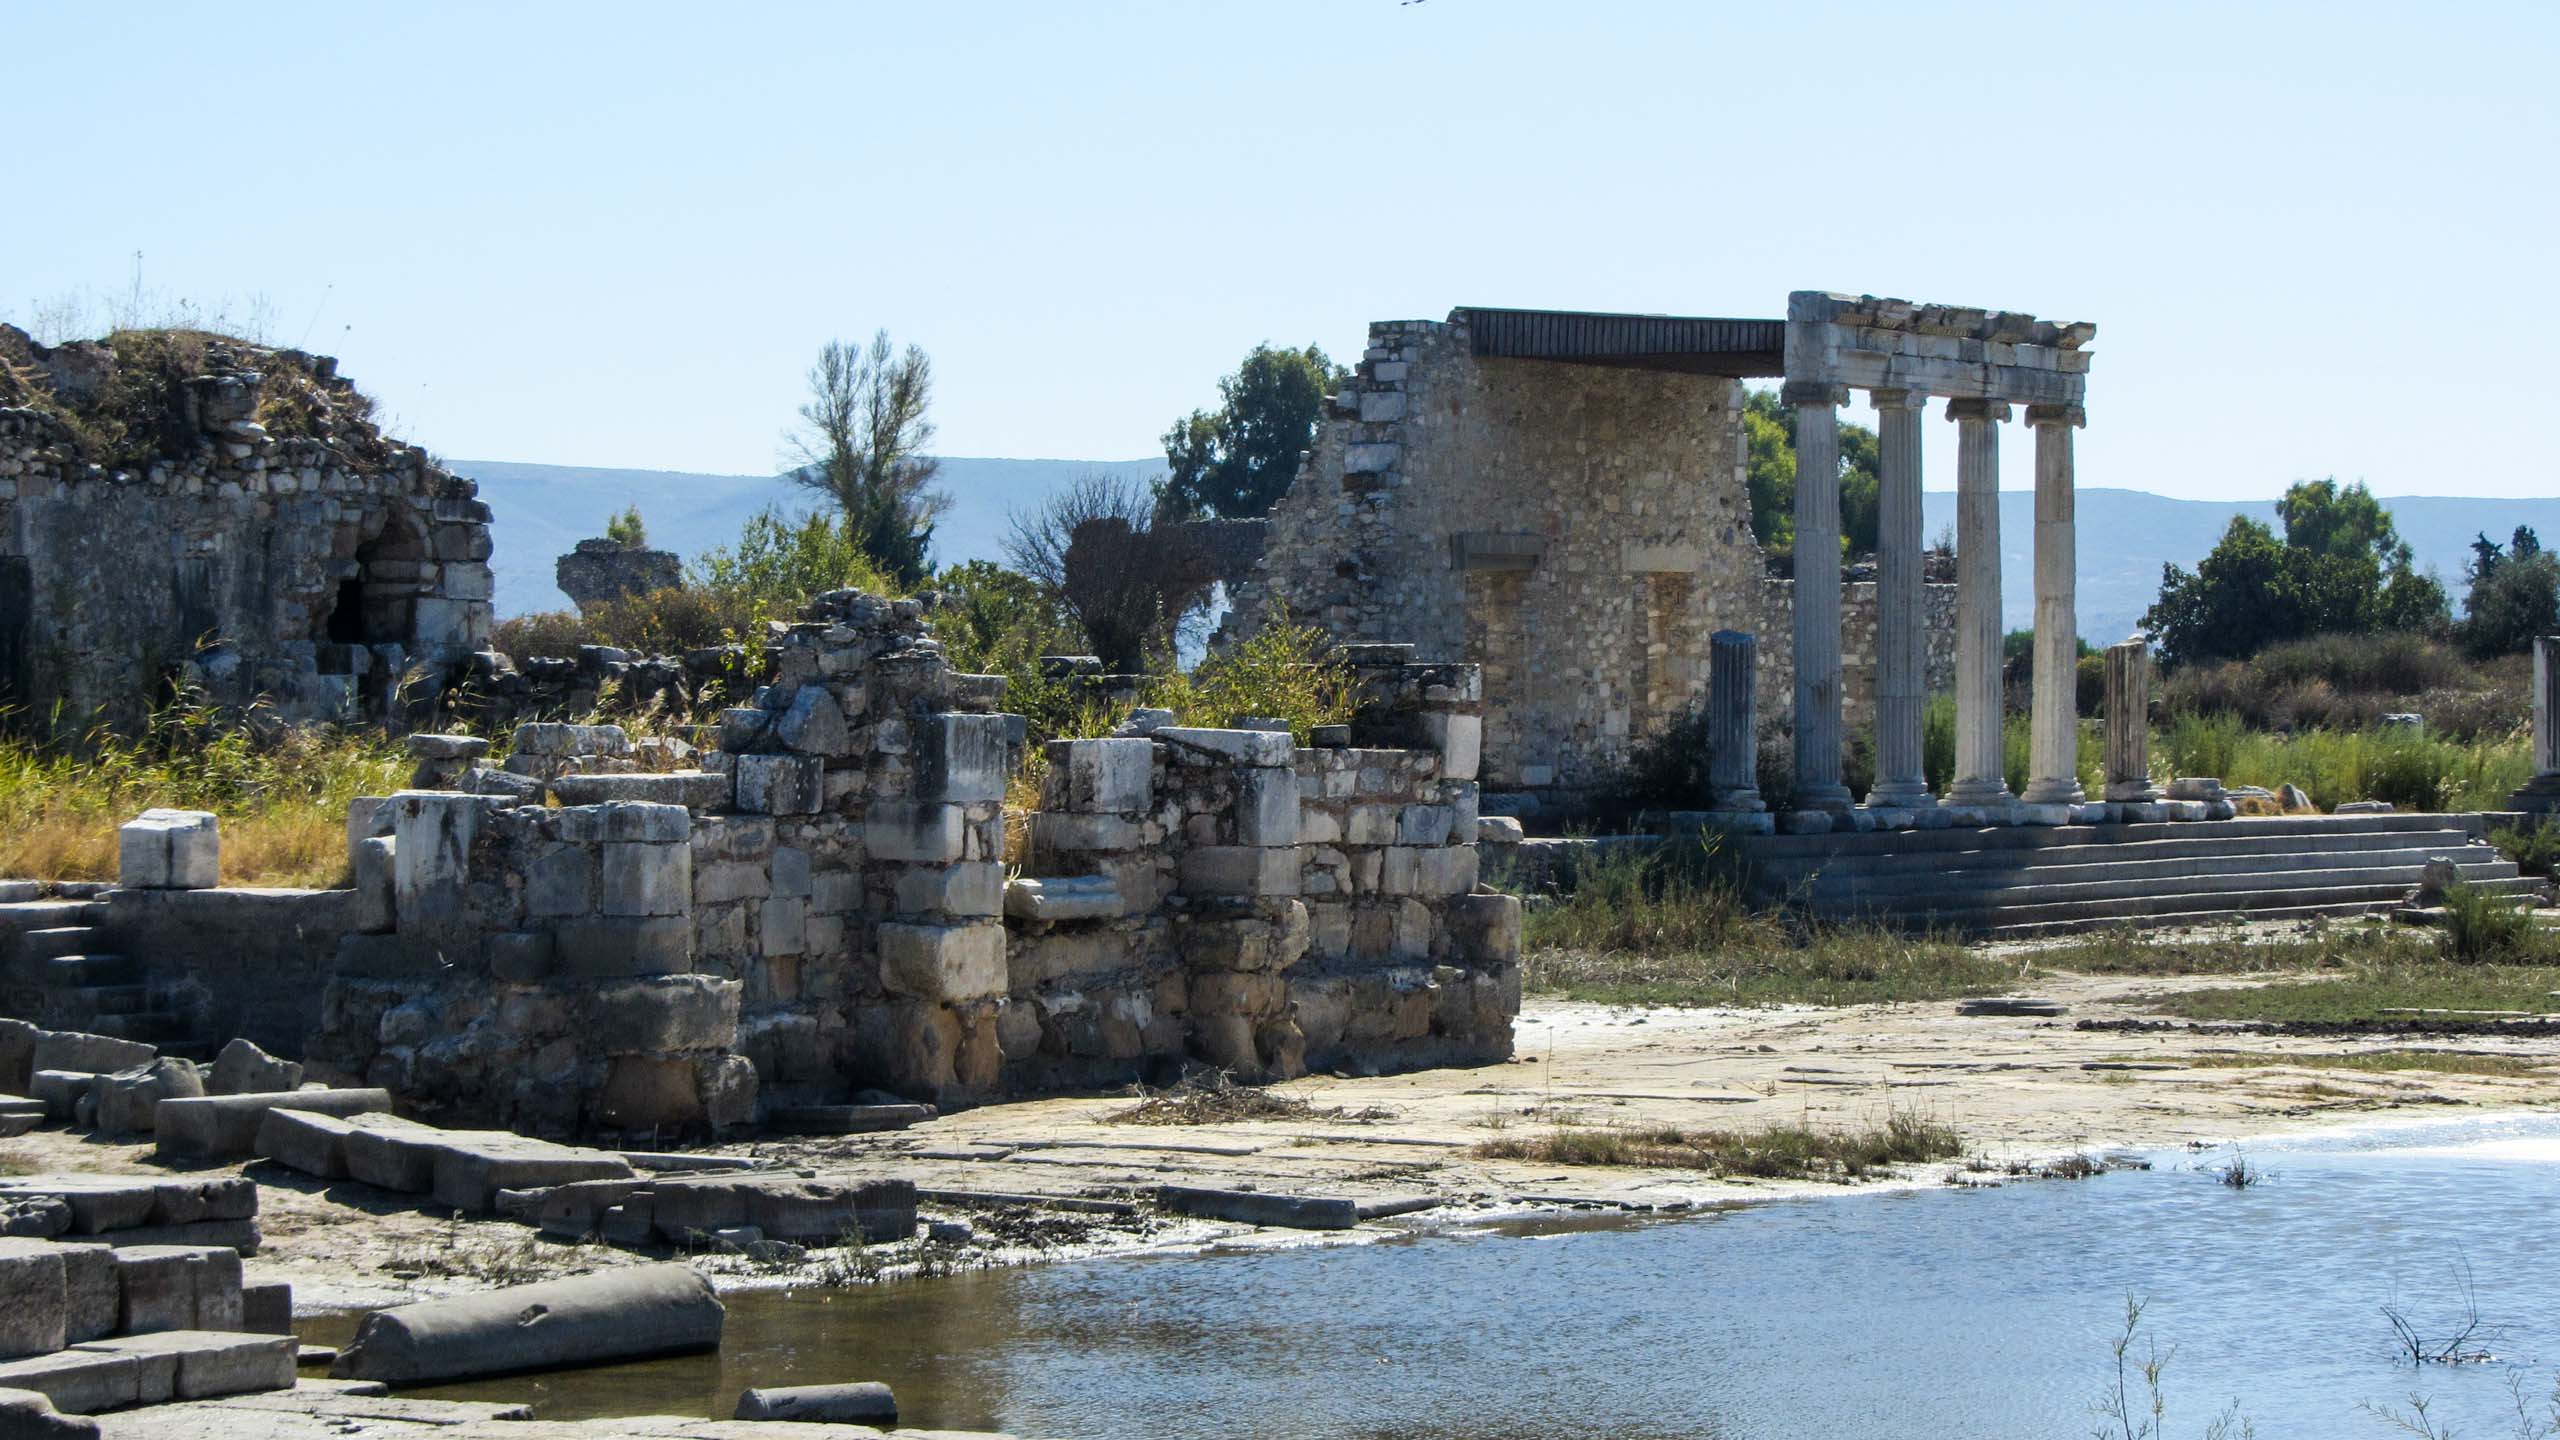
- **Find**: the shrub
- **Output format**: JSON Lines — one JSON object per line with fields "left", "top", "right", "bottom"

{"left": 2438, "top": 880, "right": 2540, "bottom": 964}
{"left": 2491, "top": 822, "right": 2560, "bottom": 878}
{"left": 1150, "top": 618, "right": 1356, "bottom": 744}
{"left": 491, "top": 586, "right": 761, "bottom": 661}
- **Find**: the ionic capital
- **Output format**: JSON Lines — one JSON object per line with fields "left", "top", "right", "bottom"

{"left": 1868, "top": 387, "right": 1928, "bottom": 412}
{"left": 1944, "top": 398, "right": 2012, "bottom": 424}
{"left": 1780, "top": 380, "right": 1850, "bottom": 409}
{"left": 2025, "top": 402, "right": 2087, "bottom": 429}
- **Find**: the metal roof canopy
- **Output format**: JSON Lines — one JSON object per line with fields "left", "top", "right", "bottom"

{"left": 1456, "top": 306, "right": 1784, "bottom": 378}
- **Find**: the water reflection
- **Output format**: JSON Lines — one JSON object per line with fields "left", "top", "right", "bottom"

{"left": 309, "top": 1113, "right": 2560, "bottom": 1439}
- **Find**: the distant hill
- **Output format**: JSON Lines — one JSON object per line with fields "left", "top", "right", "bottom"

{"left": 459, "top": 458, "right": 2560, "bottom": 644}
{"left": 454, "top": 456, "right": 1164, "bottom": 614}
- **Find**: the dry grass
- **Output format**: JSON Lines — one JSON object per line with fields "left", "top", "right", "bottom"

{"left": 1106, "top": 1073, "right": 1392, "bottom": 1127}
{"left": 1474, "top": 1112, "right": 1961, "bottom": 1182}
{"left": 2180, "top": 1049, "right": 2548, "bottom": 1078}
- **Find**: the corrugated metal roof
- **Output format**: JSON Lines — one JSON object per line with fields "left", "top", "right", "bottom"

{"left": 1455, "top": 307, "right": 1785, "bottom": 377}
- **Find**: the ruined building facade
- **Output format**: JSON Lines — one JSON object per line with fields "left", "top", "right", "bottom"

{"left": 1223, "top": 307, "right": 1955, "bottom": 806}
{"left": 0, "top": 328, "right": 493, "bottom": 734}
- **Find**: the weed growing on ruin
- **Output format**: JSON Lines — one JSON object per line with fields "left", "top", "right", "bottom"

{"left": 1145, "top": 616, "right": 1358, "bottom": 744}
{"left": 2491, "top": 820, "right": 2560, "bottom": 878}
{"left": 2438, "top": 880, "right": 2545, "bottom": 964}
{"left": 382, "top": 1215, "right": 567, "bottom": 1287}
{"left": 1474, "top": 1111, "right": 1960, "bottom": 1182}
{"left": 1105, "top": 1071, "right": 1393, "bottom": 1127}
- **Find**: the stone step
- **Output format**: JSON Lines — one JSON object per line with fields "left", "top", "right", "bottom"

{"left": 1896, "top": 875, "right": 2551, "bottom": 937}
{"left": 19, "top": 927, "right": 101, "bottom": 962}
{"left": 0, "top": 1329, "right": 295, "bottom": 1412}
{"left": 43, "top": 954, "right": 140, "bottom": 988}
{"left": 1780, "top": 847, "right": 2520, "bottom": 904}
{"left": 1744, "top": 811, "right": 2489, "bottom": 863}
{"left": 1823, "top": 861, "right": 2539, "bottom": 919}
{"left": 1751, "top": 827, "right": 2491, "bottom": 883}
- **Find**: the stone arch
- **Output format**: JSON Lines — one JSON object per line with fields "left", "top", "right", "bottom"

{"left": 323, "top": 510, "right": 428, "bottom": 651}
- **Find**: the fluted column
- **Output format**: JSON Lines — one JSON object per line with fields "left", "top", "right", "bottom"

{"left": 1865, "top": 388, "right": 1932, "bottom": 811}
{"left": 1707, "top": 630, "right": 1763, "bottom": 812}
{"left": 2021, "top": 403, "right": 2086, "bottom": 809}
{"left": 2102, "top": 637, "right": 2161, "bottom": 802}
{"left": 1945, "top": 399, "right": 2011, "bottom": 810}
{"left": 1786, "top": 381, "right": 1852, "bottom": 812}
{"left": 2536, "top": 636, "right": 2560, "bottom": 779}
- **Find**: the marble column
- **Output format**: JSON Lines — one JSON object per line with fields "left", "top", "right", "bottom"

{"left": 1706, "top": 630, "right": 1763, "bottom": 812}
{"left": 1865, "top": 388, "right": 1933, "bottom": 812}
{"left": 2510, "top": 635, "right": 2560, "bottom": 813}
{"left": 2020, "top": 403, "right": 2086, "bottom": 810}
{"left": 2102, "top": 637, "right": 2162, "bottom": 802}
{"left": 1944, "top": 399, "right": 2011, "bottom": 810}
{"left": 1785, "top": 381, "right": 1853, "bottom": 813}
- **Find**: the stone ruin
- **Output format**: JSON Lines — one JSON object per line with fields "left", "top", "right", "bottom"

{"left": 0, "top": 326, "right": 494, "bottom": 734}
{"left": 556, "top": 536, "right": 683, "bottom": 613}
{"left": 1221, "top": 300, "right": 1967, "bottom": 812}
{"left": 15, "top": 590, "right": 1517, "bottom": 1137}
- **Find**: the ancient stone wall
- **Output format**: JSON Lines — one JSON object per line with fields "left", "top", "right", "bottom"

{"left": 298, "top": 592, "right": 1515, "bottom": 1136}
{"left": 0, "top": 333, "right": 493, "bottom": 734}
{"left": 556, "top": 538, "right": 682, "bottom": 613}
{"left": 1758, "top": 579, "right": 1960, "bottom": 742}
{"left": 1225, "top": 312, "right": 1957, "bottom": 806}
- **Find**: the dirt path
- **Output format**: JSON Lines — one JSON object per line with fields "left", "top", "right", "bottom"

{"left": 12, "top": 966, "right": 2555, "bottom": 1311}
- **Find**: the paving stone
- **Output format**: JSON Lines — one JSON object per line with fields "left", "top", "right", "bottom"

{"left": 0, "top": 1348, "right": 141, "bottom": 1414}
{"left": 75, "top": 1329, "right": 294, "bottom": 1401}
{"left": 428, "top": 1137, "right": 633, "bottom": 1215}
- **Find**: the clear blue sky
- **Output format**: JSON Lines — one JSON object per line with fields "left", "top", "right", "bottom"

{"left": 7, "top": 2, "right": 2553, "bottom": 501}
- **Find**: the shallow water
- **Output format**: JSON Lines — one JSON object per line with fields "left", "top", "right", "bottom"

{"left": 315, "top": 1112, "right": 2560, "bottom": 1439}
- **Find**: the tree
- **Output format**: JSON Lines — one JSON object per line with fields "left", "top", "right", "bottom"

{"left": 2459, "top": 524, "right": 2560, "bottom": 658}
{"left": 1741, "top": 388, "right": 1880, "bottom": 557}
{"left": 690, "top": 506, "right": 891, "bottom": 612}
{"left": 604, "top": 505, "right": 647, "bottom": 547}
{"left": 1158, "top": 343, "right": 1346, "bottom": 519}
{"left": 2143, "top": 489, "right": 2451, "bottom": 668}
{"left": 1005, "top": 474, "right": 1215, "bottom": 671}
{"left": 928, "top": 559, "right": 1078, "bottom": 678}
{"left": 787, "top": 331, "right": 945, "bottom": 589}
{"left": 2274, "top": 477, "right": 2412, "bottom": 570}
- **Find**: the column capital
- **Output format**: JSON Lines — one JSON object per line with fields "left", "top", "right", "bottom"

{"left": 2025, "top": 402, "right": 2087, "bottom": 429}
{"left": 1868, "top": 387, "right": 1928, "bottom": 412}
{"left": 1944, "top": 398, "right": 2012, "bottom": 424}
{"left": 1780, "top": 380, "right": 1849, "bottom": 409}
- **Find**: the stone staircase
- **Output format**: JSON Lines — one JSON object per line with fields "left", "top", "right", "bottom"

{"left": 0, "top": 898, "right": 192, "bottom": 1050}
{"left": 1742, "top": 813, "right": 2549, "bottom": 939}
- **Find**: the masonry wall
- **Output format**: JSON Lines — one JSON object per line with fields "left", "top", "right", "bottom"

{"left": 0, "top": 348, "right": 492, "bottom": 734}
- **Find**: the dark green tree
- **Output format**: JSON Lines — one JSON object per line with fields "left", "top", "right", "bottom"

{"left": 1741, "top": 388, "right": 1880, "bottom": 556}
{"left": 2275, "top": 477, "right": 2413, "bottom": 569}
{"left": 2143, "top": 487, "right": 2451, "bottom": 668}
{"left": 2459, "top": 525, "right": 2560, "bottom": 658}
{"left": 1159, "top": 343, "right": 1346, "bottom": 519}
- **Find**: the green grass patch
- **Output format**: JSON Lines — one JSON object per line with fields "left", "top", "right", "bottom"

{"left": 2032, "top": 926, "right": 2435, "bottom": 978}
{"left": 1476, "top": 1113, "right": 1962, "bottom": 1181}
{"left": 2143, "top": 963, "right": 2560, "bottom": 1024}
{"left": 2179, "top": 1049, "right": 2549, "bottom": 1078}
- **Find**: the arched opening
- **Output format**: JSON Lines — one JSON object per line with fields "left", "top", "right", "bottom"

{"left": 317, "top": 514, "right": 427, "bottom": 670}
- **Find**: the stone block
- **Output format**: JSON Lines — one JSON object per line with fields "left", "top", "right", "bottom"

{"left": 866, "top": 803, "right": 965, "bottom": 862}
{"left": 736, "top": 1381, "right": 898, "bottom": 1424}
{"left": 1345, "top": 804, "right": 1398, "bottom": 846}
{"left": 1424, "top": 711, "right": 1482, "bottom": 781}
{"left": 733, "top": 753, "right": 822, "bottom": 815}
{"left": 485, "top": 930, "right": 554, "bottom": 983}
{"left": 774, "top": 686, "right": 851, "bottom": 757}
{"left": 549, "top": 772, "right": 730, "bottom": 809}
{"left": 758, "top": 894, "right": 808, "bottom": 954}
{"left": 0, "top": 1241, "right": 67, "bottom": 1359}
{"left": 1381, "top": 845, "right": 1478, "bottom": 897}
{"left": 78, "top": 1329, "right": 294, "bottom": 1401}
{"left": 208, "top": 1038, "right": 300, "bottom": 1096}
{"left": 352, "top": 835, "right": 396, "bottom": 933}
{"left": 1396, "top": 804, "right": 1455, "bottom": 847}
{"left": 153, "top": 1088, "right": 393, "bottom": 1163}
{"left": 390, "top": 792, "right": 500, "bottom": 934}
{"left": 918, "top": 713, "right": 1012, "bottom": 802}
{"left": 1237, "top": 768, "right": 1300, "bottom": 846}
{"left": 342, "top": 1121, "right": 462, "bottom": 1194}
{"left": 601, "top": 841, "right": 691, "bottom": 918}
{"left": 1030, "top": 812, "right": 1142, "bottom": 853}
{"left": 1449, "top": 891, "right": 1523, "bottom": 965}
{"left": 117, "top": 809, "right": 219, "bottom": 890}
{"left": 1180, "top": 847, "right": 1300, "bottom": 897}
{"left": 430, "top": 1138, "right": 633, "bottom": 1214}
{"left": 253, "top": 1107, "right": 361, "bottom": 1179}
{"left": 240, "top": 1281, "right": 292, "bottom": 1335}
{"left": 769, "top": 845, "right": 812, "bottom": 898}
{"left": 511, "top": 722, "right": 629, "bottom": 757}
{"left": 113, "top": 1246, "right": 240, "bottom": 1334}
{"left": 893, "top": 862, "right": 1004, "bottom": 918}
{"left": 54, "top": 1246, "right": 113, "bottom": 1345}
{"left": 878, "top": 922, "right": 1007, "bottom": 1003}
{"left": 1003, "top": 875, "right": 1123, "bottom": 922}
{"left": 694, "top": 859, "right": 772, "bottom": 904}
{"left": 555, "top": 916, "right": 693, "bottom": 977}
{"left": 587, "top": 976, "right": 741, "bottom": 1054}
{"left": 1155, "top": 726, "right": 1295, "bottom": 767}
{"left": 1045, "top": 738, "right": 1153, "bottom": 812}
{"left": 30, "top": 1032, "right": 155, "bottom": 1077}
{"left": 0, "top": 1349, "right": 141, "bottom": 1414}
{"left": 0, "top": 1384, "right": 100, "bottom": 1435}
{"left": 30, "top": 1072, "right": 92, "bottom": 1122}
{"left": 94, "top": 1057, "right": 204, "bottom": 1135}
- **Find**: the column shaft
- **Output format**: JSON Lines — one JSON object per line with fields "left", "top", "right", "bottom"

{"left": 2021, "top": 404, "right": 2087, "bottom": 808}
{"left": 1786, "top": 383, "right": 1852, "bottom": 812}
{"left": 1946, "top": 400, "right": 2010, "bottom": 809}
{"left": 1707, "top": 630, "right": 1762, "bottom": 811}
{"left": 2102, "top": 638, "right": 2161, "bottom": 801}
{"left": 1865, "top": 389, "right": 1932, "bottom": 811}
{"left": 2537, "top": 636, "right": 2560, "bottom": 778}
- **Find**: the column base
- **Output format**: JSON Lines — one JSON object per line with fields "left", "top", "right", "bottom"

{"left": 1697, "top": 810, "right": 1776, "bottom": 836}
{"left": 2019, "top": 778, "right": 2085, "bottom": 807}
{"left": 1945, "top": 779, "right": 2012, "bottom": 809}
{"left": 2104, "top": 781, "right": 2166, "bottom": 803}
{"left": 1793, "top": 783, "right": 1856, "bottom": 814}
{"left": 2012, "top": 802, "right": 2076, "bottom": 826}
{"left": 1706, "top": 790, "right": 1766, "bottom": 814}
{"left": 1863, "top": 780, "right": 1938, "bottom": 811}
{"left": 1941, "top": 802, "right": 2016, "bottom": 828}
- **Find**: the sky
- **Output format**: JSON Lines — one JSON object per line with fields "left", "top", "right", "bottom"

{"left": 6, "top": 2, "right": 2554, "bottom": 501}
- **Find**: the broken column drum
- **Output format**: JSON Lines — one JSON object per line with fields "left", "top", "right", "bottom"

{"left": 2102, "top": 638, "right": 2162, "bottom": 804}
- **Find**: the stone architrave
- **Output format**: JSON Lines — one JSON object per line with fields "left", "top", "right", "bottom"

{"left": 2102, "top": 638, "right": 2163, "bottom": 803}
{"left": 1945, "top": 400, "right": 2012, "bottom": 813}
{"left": 2019, "top": 403, "right": 2087, "bottom": 813}
{"left": 1706, "top": 630, "right": 1763, "bottom": 813}
{"left": 2508, "top": 635, "right": 2560, "bottom": 813}
{"left": 1865, "top": 388, "right": 1934, "bottom": 812}
{"left": 1785, "top": 381, "right": 1853, "bottom": 814}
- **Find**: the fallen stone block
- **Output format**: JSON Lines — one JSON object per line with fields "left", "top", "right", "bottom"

{"left": 735, "top": 1380, "right": 897, "bottom": 1424}
{"left": 0, "top": 1196, "right": 70, "bottom": 1239}
{"left": 330, "top": 1264, "right": 724, "bottom": 1384}
{"left": 208, "top": 1038, "right": 304, "bottom": 1096}
{"left": 1156, "top": 1185, "right": 1360, "bottom": 1231}
{"left": 118, "top": 808, "right": 220, "bottom": 890}
{"left": 253, "top": 1107, "right": 404, "bottom": 1180}
{"left": 73, "top": 1329, "right": 295, "bottom": 1402}
{"left": 0, "top": 1240, "right": 68, "bottom": 1360}
{"left": 0, "top": 1349, "right": 141, "bottom": 1414}
{"left": 241, "top": 1281, "right": 292, "bottom": 1335}
{"left": 153, "top": 1088, "right": 393, "bottom": 1163}
{"left": 114, "top": 1245, "right": 242, "bottom": 1334}
{"left": 651, "top": 1176, "right": 916, "bottom": 1246}
{"left": 26, "top": 1072, "right": 94, "bottom": 1123}
{"left": 532, "top": 1178, "right": 651, "bottom": 1240}
{"left": 92, "top": 1057, "right": 204, "bottom": 1136}
{"left": 1955, "top": 997, "right": 2068, "bottom": 1018}
{"left": 0, "top": 1179, "right": 154, "bottom": 1236}
{"left": 342, "top": 1120, "right": 462, "bottom": 1194}
{"left": 94, "top": 1220, "right": 260, "bottom": 1255}
{"left": 763, "top": 1104, "right": 934, "bottom": 1136}
{"left": 0, "top": 1385, "right": 98, "bottom": 1437}
{"left": 429, "top": 1136, "right": 633, "bottom": 1214}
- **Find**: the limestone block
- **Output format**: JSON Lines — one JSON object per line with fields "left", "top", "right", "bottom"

{"left": 154, "top": 1088, "right": 392, "bottom": 1163}
{"left": 0, "top": 1241, "right": 67, "bottom": 1359}
{"left": 1031, "top": 812, "right": 1142, "bottom": 853}
{"left": 511, "top": 722, "right": 629, "bottom": 757}
{"left": 1449, "top": 891, "right": 1522, "bottom": 965}
{"left": 94, "top": 1057, "right": 204, "bottom": 1135}
{"left": 759, "top": 896, "right": 807, "bottom": 954}
{"left": 113, "top": 1245, "right": 240, "bottom": 1334}
{"left": 893, "top": 862, "right": 1004, "bottom": 917}
{"left": 1381, "top": 845, "right": 1478, "bottom": 897}
{"left": 733, "top": 754, "right": 822, "bottom": 816}
{"left": 330, "top": 1265, "right": 723, "bottom": 1385}
{"left": 485, "top": 930, "right": 553, "bottom": 983}
{"left": 390, "top": 792, "right": 499, "bottom": 933}
{"left": 555, "top": 916, "right": 693, "bottom": 978}
{"left": 117, "top": 809, "right": 219, "bottom": 890}
{"left": 878, "top": 922, "right": 1006, "bottom": 1003}
{"left": 769, "top": 845, "right": 812, "bottom": 897}
{"left": 31, "top": 1031, "right": 155, "bottom": 1077}
{"left": 240, "top": 1281, "right": 291, "bottom": 1335}
{"left": 810, "top": 868, "right": 862, "bottom": 915}
{"left": 700, "top": 1054, "right": 760, "bottom": 1131}
{"left": 586, "top": 976, "right": 740, "bottom": 1054}
{"left": 866, "top": 802, "right": 965, "bottom": 863}
{"left": 1156, "top": 726, "right": 1295, "bottom": 767}
{"left": 1237, "top": 769, "right": 1301, "bottom": 846}
{"left": 352, "top": 835, "right": 396, "bottom": 933}
{"left": 54, "top": 1245, "right": 113, "bottom": 1345}
{"left": 1477, "top": 815, "right": 1525, "bottom": 843}
{"left": 919, "top": 713, "right": 1013, "bottom": 803}
{"left": 431, "top": 1137, "right": 633, "bottom": 1214}
{"left": 1345, "top": 805, "right": 1398, "bottom": 847}
{"left": 1045, "top": 738, "right": 1153, "bottom": 812}
{"left": 1423, "top": 711, "right": 1482, "bottom": 781}
{"left": 30, "top": 1071, "right": 91, "bottom": 1121}
{"left": 0, "top": 1384, "right": 100, "bottom": 1435}
{"left": 80, "top": 1328, "right": 294, "bottom": 1402}
{"left": 0, "top": 1349, "right": 142, "bottom": 1415}
{"left": 1179, "top": 847, "right": 1300, "bottom": 897}
{"left": 1396, "top": 804, "right": 1455, "bottom": 847}
{"left": 775, "top": 685, "right": 852, "bottom": 758}
{"left": 693, "top": 859, "right": 773, "bottom": 905}
{"left": 715, "top": 706, "right": 771, "bottom": 753}
{"left": 412, "top": 597, "right": 482, "bottom": 651}
{"left": 602, "top": 842, "right": 692, "bottom": 918}
{"left": 523, "top": 842, "right": 596, "bottom": 918}
{"left": 736, "top": 1381, "right": 897, "bottom": 1425}
{"left": 549, "top": 772, "right": 730, "bottom": 808}
{"left": 1003, "top": 874, "right": 1123, "bottom": 922}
